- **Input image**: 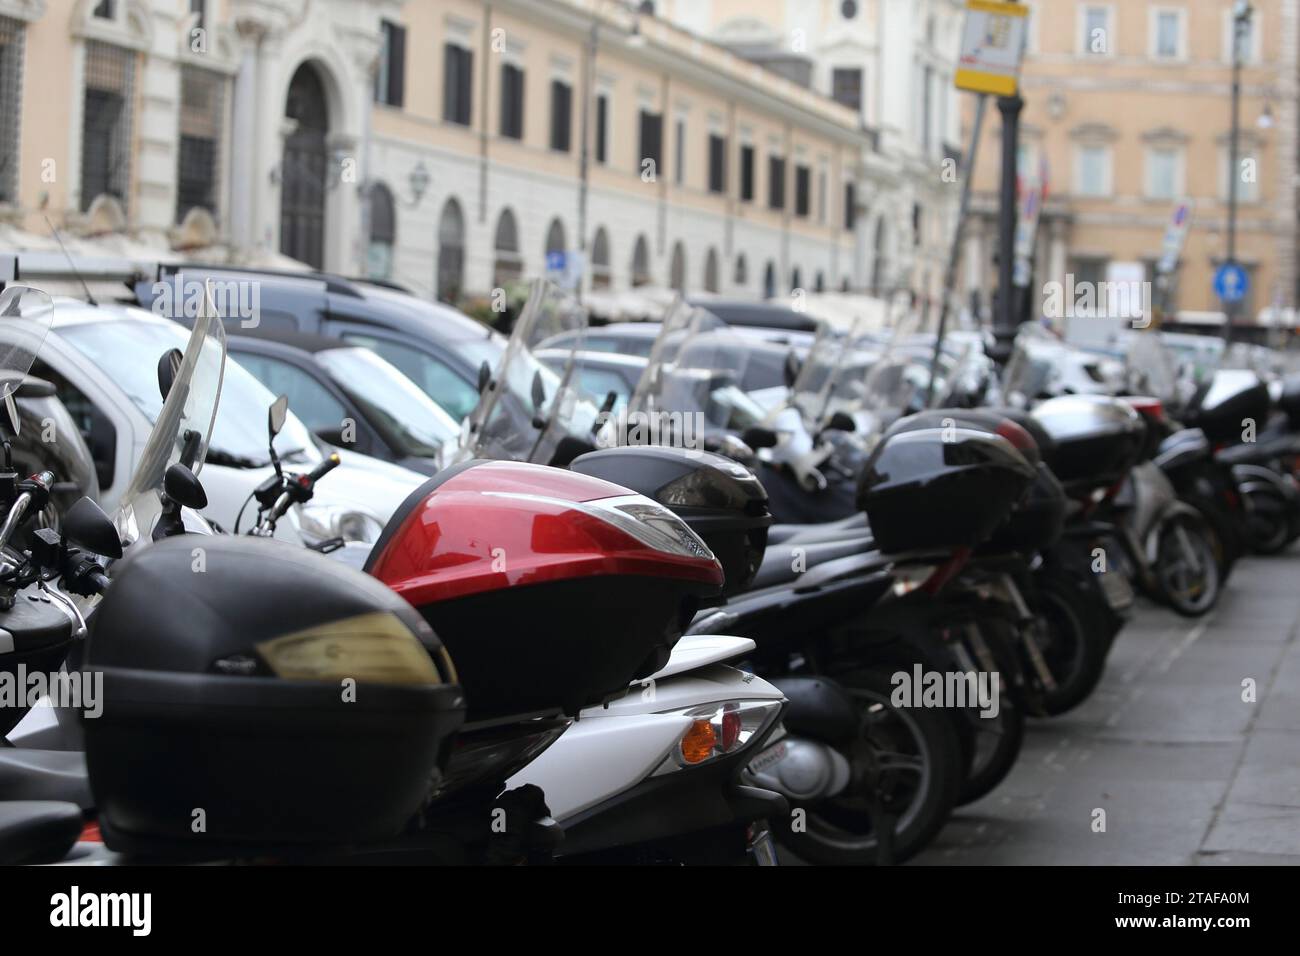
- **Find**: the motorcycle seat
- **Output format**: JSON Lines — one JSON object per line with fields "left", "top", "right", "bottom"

{"left": 0, "top": 801, "right": 82, "bottom": 865}
{"left": 0, "top": 748, "right": 93, "bottom": 810}
{"left": 749, "top": 535, "right": 873, "bottom": 591}
{"left": 766, "top": 512, "right": 870, "bottom": 546}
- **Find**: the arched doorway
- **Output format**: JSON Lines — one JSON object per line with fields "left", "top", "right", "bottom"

{"left": 631, "top": 234, "right": 651, "bottom": 287}
{"left": 367, "top": 182, "right": 396, "bottom": 281}
{"left": 763, "top": 261, "right": 776, "bottom": 298}
{"left": 280, "top": 63, "right": 330, "bottom": 269}
{"left": 669, "top": 241, "right": 687, "bottom": 292}
{"left": 493, "top": 208, "right": 523, "bottom": 287}
{"left": 791, "top": 266, "right": 802, "bottom": 293}
{"left": 591, "top": 227, "right": 611, "bottom": 289}
{"left": 437, "top": 198, "right": 466, "bottom": 303}
{"left": 704, "top": 248, "right": 720, "bottom": 293}
{"left": 545, "top": 218, "right": 566, "bottom": 257}
{"left": 734, "top": 254, "right": 748, "bottom": 289}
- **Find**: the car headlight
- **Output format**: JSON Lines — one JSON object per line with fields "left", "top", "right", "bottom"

{"left": 297, "top": 502, "right": 385, "bottom": 545}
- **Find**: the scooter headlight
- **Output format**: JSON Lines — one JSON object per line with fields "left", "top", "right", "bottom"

{"left": 652, "top": 699, "right": 784, "bottom": 775}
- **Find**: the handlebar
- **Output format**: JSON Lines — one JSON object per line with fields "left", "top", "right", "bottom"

{"left": 253, "top": 453, "right": 340, "bottom": 536}
{"left": 307, "top": 453, "right": 341, "bottom": 484}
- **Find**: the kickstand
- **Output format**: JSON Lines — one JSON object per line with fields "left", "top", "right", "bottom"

{"left": 869, "top": 792, "right": 897, "bottom": 866}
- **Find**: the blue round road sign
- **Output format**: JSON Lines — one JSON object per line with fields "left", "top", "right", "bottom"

{"left": 1214, "top": 262, "right": 1249, "bottom": 304}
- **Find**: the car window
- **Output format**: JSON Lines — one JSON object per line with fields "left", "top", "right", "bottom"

{"left": 575, "top": 366, "right": 631, "bottom": 414}
{"left": 31, "top": 359, "right": 117, "bottom": 489}
{"left": 341, "top": 333, "right": 480, "bottom": 421}
{"left": 232, "top": 353, "right": 349, "bottom": 434}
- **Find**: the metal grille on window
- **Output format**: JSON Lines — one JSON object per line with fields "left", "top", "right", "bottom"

{"left": 0, "top": 17, "right": 25, "bottom": 204}
{"left": 81, "top": 40, "right": 135, "bottom": 212}
{"left": 177, "top": 65, "right": 225, "bottom": 223}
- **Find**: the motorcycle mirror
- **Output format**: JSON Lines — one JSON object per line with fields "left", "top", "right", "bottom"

{"left": 783, "top": 350, "right": 802, "bottom": 389}
{"left": 62, "top": 496, "right": 123, "bottom": 560}
{"left": 825, "top": 411, "right": 856, "bottom": 433}
{"left": 157, "top": 348, "right": 184, "bottom": 401}
{"left": 741, "top": 425, "right": 779, "bottom": 449}
{"left": 15, "top": 375, "right": 57, "bottom": 399}
{"left": 268, "top": 394, "right": 289, "bottom": 441}
{"left": 477, "top": 360, "right": 492, "bottom": 395}
{"left": 530, "top": 369, "right": 546, "bottom": 413}
{"left": 601, "top": 390, "right": 618, "bottom": 415}
{"left": 163, "top": 462, "right": 208, "bottom": 511}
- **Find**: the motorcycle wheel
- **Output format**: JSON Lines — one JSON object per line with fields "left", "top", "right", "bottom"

{"left": 774, "top": 665, "right": 963, "bottom": 865}
{"left": 1031, "top": 570, "right": 1111, "bottom": 715}
{"left": 954, "top": 623, "right": 1026, "bottom": 806}
{"left": 1243, "top": 485, "right": 1293, "bottom": 555}
{"left": 1156, "top": 516, "right": 1221, "bottom": 617}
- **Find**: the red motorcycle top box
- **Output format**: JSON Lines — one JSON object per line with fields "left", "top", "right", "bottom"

{"left": 367, "top": 460, "right": 724, "bottom": 721}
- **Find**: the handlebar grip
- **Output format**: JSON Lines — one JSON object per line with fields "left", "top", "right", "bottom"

{"left": 307, "top": 453, "right": 341, "bottom": 484}
{"left": 86, "top": 567, "right": 111, "bottom": 595}
{"left": 25, "top": 470, "right": 54, "bottom": 491}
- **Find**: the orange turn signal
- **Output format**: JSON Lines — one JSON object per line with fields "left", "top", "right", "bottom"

{"left": 679, "top": 719, "right": 717, "bottom": 764}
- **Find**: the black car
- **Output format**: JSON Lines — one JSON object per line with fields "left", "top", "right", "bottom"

{"left": 227, "top": 331, "right": 459, "bottom": 475}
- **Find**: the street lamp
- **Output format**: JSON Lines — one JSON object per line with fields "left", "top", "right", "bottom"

{"left": 1223, "top": 0, "right": 1253, "bottom": 346}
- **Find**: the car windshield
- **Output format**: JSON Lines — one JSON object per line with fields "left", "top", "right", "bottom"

{"left": 61, "top": 318, "right": 317, "bottom": 467}
{"left": 315, "top": 347, "right": 458, "bottom": 458}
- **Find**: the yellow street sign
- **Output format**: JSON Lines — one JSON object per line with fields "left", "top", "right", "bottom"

{"left": 955, "top": 1, "right": 1029, "bottom": 96}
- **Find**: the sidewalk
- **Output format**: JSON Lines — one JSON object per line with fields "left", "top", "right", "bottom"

{"left": 913, "top": 550, "right": 1300, "bottom": 865}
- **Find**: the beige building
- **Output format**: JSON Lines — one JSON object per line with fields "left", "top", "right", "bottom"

{"left": 369, "top": 0, "right": 869, "bottom": 302}
{"left": 961, "top": 0, "right": 1300, "bottom": 334}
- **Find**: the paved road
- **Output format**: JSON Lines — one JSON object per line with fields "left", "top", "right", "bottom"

{"left": 913, "top": 550, "right": 1300, "bottom": 865}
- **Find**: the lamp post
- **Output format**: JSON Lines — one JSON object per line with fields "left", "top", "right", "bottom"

{"left": 1223, "top": 0, "right": 1253, "bottom": 347}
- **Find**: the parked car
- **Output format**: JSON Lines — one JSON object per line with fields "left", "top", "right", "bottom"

{"left": 11, "top": 296, "right": 423, "bottom": 545}
{"left": 227, "top": 331, "right": 459, "bottom": 475}
{"left": 136, "top": 266, "right": 504, "bottom": 422}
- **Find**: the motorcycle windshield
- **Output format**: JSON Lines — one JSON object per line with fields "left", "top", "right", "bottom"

{"left": 1001, "top": 323, "right": 1059, "bottom": 407}
{"left": 458, "top": 278, "right": 600, "bottom": 464}
{"left": 0, "top": 285, "right": 55, "bottom": 422}
{"left": 630, "top": 308, "right": 765, "bottom": 441}
{"left": 1125, "top": 332, "right": 1183, "bottom": 405}
{"left": 787, "top": 315, "right": 872, "bottom": 427}
{"left": 835, "top": 307, "right": 924, "bottom": 441}
{"left": 114, "top": 281, "right": 227, "bottom": 545}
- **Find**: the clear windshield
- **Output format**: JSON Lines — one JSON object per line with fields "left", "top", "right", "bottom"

{"left": 0, "top": 286, "right": 55, "bottom": 428}
{"left": 841, "top": 307, "right": 925, "bottom": 440}
{"left": 787, "top": 317, "right": 867, "bottom": 428}
{"left": 1001, "top": 323, "right": 1060, "bottom": 407}
{"left": 1124, "top": 332, "right": 1183, "bottom": 404}
{"left": 315, "top": 347, "right": 458, "bottom": 458}
{"left": 111, "top": 282, "right": 226, "bottom": 546}
{"left": 457, "top": 278, "right": 600, "bottom": 464}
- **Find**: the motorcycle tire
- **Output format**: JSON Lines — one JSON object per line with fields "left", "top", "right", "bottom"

{"left": 774, "top": 665, "right": 963, "bottom": 866}
{"left": 1029, "top": 567, "right": 1111, "bottom": 715}
{"left": 1156, "top": 514, "right": 1221, "bottom": 617}
{"left": 1242, "top": 484, "right": 1292, "bottom": 555}
{"left": 954, "top": 622, "right": 1026, "bottom": 806}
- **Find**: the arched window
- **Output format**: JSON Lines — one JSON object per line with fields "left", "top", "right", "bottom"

{"left": 704, "top": 248, "right": 720, "bottom": 293}
{"left": 436, "top": 197, "right": 465, "bottom": 303}
{"left": 494, "top": 207, "right": 523, "bottom": 287}
{"left": 763, "top": 261, "right": 776, "bottom": 299}
{"left": 791, "top": 266, "right": 802, "bottom": 293}
{"left": 545, "top": 218, "right": 566, "bottom": 256}
{"left": 591, "top": 227, "right": 612, "bottom": 289}
{"left": 734, "top": 254, "right": 748, "bottom": 289}
{"left": 631, "top": 234, "right": 651, "bottom": 287}
{"left": 367, "top": 182, "right": 396, "bottom": 280}
{"left": 669, "top": 241, "right": 687, "bottom": 292}
{"left": 815, "top": 271, "right": 826, "bottom": 292}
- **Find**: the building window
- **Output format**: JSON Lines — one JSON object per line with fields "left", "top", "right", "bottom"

{"left": 500, "top": 63, "right": 524, "bottom": 140}
{"left": 1152, "top": 9, "right": 1181, "bottom": 59}
{"left": 374, "top": 20, "right": 405, "bottom": 107}
{"left": 1074, "top": 144, "right": 1111, "bottom": 197}
{"left": 739, "top": 143, "right": 754, "bottom": 201}
{"left": 704, "top": 248, "right": 720, "bottom": 293}
{"left": 1081, "top": 5, "right": 1111, "bottom": 56}
{"left": 734, "top": 254, "right": 747, "bottom": 288}
{"left": 595, "top": 93, "right": 609, "bottom": 164}
{"left": 912, "top": 202, "right": 923, "bottom": 247}
{"left": 844, "top": 181, "right": 857, "bottom": 230}
{"left": 674, "top": 118, "right": 686, "bottom": 185}
{"left": 93, "top": 1, "right": 115, "bottom": 19}
{"left": 921, "top": 66, "right": 933, "bottom": 154}
{"left": 1070, "top": 256, "right": 1108, "bottom": 294}
{"left": 669, "top": 241, "right": 686, "bottom": 292}
{"left": 831, "top": 67, "right": 862, "bottom": 113}
{"left": 493, "top": 208, "right": 523, "bottom": 287}
{"left": 768, "top": 155, "right": 786, "bottom": 210}
{"left": 707, "top": 134, "right": 726, "bottom": 194}
{"left": 841, "top": 0, "right": 858, "bottom": 20}
{"left": 443, "top": 43, "right": 473, "bottom": 126}
{"left": 368, "top": 182, "right": 396, "bottom": 281}
{"left": 638, "top": 110, "right": 663, "bottom": 177}
{"left": 1144, "top": 146, "right": 1181, "bottom": 200}
{"left": 190, "top": 0, "right": 206, "bottom": 33}
{"left": 794, "top": 164, "right": 811, "bottom": 217}
{"left": 0, "top": 17, "right": 26, "bottom": 204}
{"left": 81, "top": 41, "right": 135, "bottom": 212}
{"left": 817, "top": 168, "right": 827, "bottom": 222}
{"left": 176, "top": 66, "right": 225, "bottom": 223}
{"left": 1221, "top": 147, "right": 1260, "bottom": 203}
{"left": 550, "top": 79, "right": 572, "bottom": 152}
